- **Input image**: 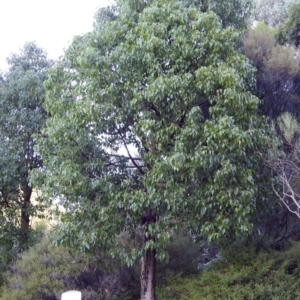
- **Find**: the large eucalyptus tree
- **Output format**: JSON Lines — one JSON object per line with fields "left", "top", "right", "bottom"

{"left": 34, "top": 1, "right": 268, "bottom": 299}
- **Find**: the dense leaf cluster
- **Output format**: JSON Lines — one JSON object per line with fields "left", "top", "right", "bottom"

{"left": 34, "top": 0, "right": 268, "bottom": 263}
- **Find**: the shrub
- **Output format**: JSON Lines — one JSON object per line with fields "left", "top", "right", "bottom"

{"left": 0, "top": 236, "right": 139, "bottom": 300}
{"left": 156, "top": 241, "right": 300, "bottom": 299}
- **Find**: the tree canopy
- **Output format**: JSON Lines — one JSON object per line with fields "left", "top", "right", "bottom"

{"left": 252, "top": 0, "right": 298, "bottom": 27}
{"left": 34, "top": 0, "right": 269, "bottom": 299}
{"left": 277, "top": 2, "right": 300, "bottom": 47}
{"left": 243, "top": 24, "right": 300, "bottom": 119}
{"left": 0, "top": 42, "right": 53, "bottom": 259}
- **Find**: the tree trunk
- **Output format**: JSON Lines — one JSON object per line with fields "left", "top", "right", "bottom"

{"left": 141, "top": 209, "right": 157, "bottom": 300}
{"left": 20, "top": 185, "right": 32, "bottom": 248}
{"left": 141, "top": 247, "right": 156, "bottom": 300}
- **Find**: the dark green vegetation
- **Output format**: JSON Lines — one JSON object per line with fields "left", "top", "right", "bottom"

{"left": 1, "top": 0, "right": 300, "bottom": 299}
{"left": 252, "top": 0, "right": 299, "bottom": 27}
{"left": 0, "top": 42, "right": 53, "bottom": 281}
{"left": 0, "top": 231, "right": 139, "bottom": 300}
{"left": 157, "top": 241, "right": 300, "bottom": 299}
{"left": 277, "top": 2, "right": 300, "bottom": 47}
{"left": 243, "top": 23, "right": 300, "bottom": 118}
{"left": 0, "top": 228, "right": 212, "bottom": 300}
{"left": 3, "top": 227, "right": 300, "bottom": 300}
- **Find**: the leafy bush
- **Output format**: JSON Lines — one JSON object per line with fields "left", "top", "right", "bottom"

{"left": 0, "top": 236, "right": 139, "bottom": 300}
{"left": 0, "top": 219, "right": 49, "bottom": 290}
{"left": 0, "top": 226, "right": 225, "bottom": 299}
{"left": 157, "top": 241, "right": 300, "bottom": 299}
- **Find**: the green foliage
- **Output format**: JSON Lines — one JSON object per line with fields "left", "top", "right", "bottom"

{"left": 0, "top": 236, "right": 139, "bottom": 300}
{"left": 277, "top": 112, "right": 300, "bottom": 143}
{"left": 33, "top": 1, "right": 271, "bottom": 297}
{"left": 100, "top": 0, "right": 252, "bottom": 29}
{"left": 182, "top": 0, "right": 252, "bottom": 30}
{"left": 1, "top": 237, "right": 70, "bottom": 300}
{"left": 277, "top": 3, "right": 300, "bottom": 47}
{"left": 2, "top": 228, "right": 214, "bottom": 299}
{"left": 252, "top": 0, "right": 298, "bottom": 27}
{"left": 93, "top": 5, "right": 118, "bottom": 30}
{"left": 0, "top": 42, "right": 53, "bottom": 270}
{"left": 34, "top": 0, "right": 269, "bottom": 261}
{"left": 243, "top": 26, "right": 300, "bottom": 118}
{"left": 156, "top": 242, "right": 300, "bottom": 299}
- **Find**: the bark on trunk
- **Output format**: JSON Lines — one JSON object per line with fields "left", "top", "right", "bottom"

{"left": 20, "top": 186, "right": 32, "bottom": 247}
{"left": 140, "top": 209, "right": 157, "bottom": 300}
{"left": 141, "top": 248, "right": 156, "bottom": 300}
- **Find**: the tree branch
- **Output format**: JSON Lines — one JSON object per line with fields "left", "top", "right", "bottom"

{"left": 117, "top": 129, "right": 145, "bottom": 175}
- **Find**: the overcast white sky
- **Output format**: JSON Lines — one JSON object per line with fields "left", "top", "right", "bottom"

{"left": 0, "top": 0, "right": 113, "bottom": 71}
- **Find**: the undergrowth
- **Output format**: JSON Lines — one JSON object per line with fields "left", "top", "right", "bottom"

{"left": 157, "top": 241, "right": 300, "bottom": 299}
{"left": 0, "top": 236, "right": 139, "bottom": 300}
{"left": 3, "top": 231, "right": 300, "bottom": 299}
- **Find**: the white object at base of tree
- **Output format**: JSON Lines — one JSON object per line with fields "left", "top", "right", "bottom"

{"left": 61, "top": 290, "right": 82, "bottom": 300}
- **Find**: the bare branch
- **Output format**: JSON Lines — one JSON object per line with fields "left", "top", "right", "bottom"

{"left": 117, "top": 129, "right": 145, "bottom": 175}
{"left": 108, "top": 153, "right": 142, "bottom": 160}
{"left": 266, "top": 136, "right": 300, "bottom": 218}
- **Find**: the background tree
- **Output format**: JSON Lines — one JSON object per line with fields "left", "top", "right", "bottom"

{"left": 267, "top": 113, "right": 300, "bottom": 218}
{"left": 251, "top": 0, "right": 298, "bottom": 27}
{"left": 243, "top": 24, "right": 300, "bottom": 119}
{"left": 242, "top": 21, "right": 300, "bottom": 251}
{"left": 34, "top": 0, "right": 269, "bottom": 299}
{"left": 277, "top": 3, "right": 300, "bottom": 47}
{"left": 0, "top": 42, "right": 53, "bottom": 258}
